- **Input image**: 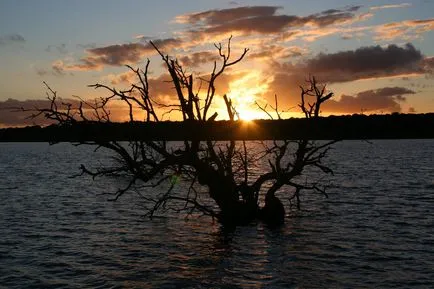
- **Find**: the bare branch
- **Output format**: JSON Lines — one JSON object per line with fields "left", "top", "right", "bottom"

{"left": 28, "top": 37, "right": 339, "bottom": 226}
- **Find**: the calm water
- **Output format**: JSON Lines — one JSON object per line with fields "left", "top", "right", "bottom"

{"left": 0, "top": 140, "right": 433, "bottom": 288}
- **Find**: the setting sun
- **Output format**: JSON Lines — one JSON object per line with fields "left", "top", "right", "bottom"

{"left": 237, "top": 108, "right": 263, "bottom": 121}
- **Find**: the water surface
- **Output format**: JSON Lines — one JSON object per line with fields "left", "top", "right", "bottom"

{"left": 0, "top": 140, "right": 433, "bottom": 288}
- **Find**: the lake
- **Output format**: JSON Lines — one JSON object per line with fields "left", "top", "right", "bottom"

{"left": 0, "top": 140, "right": 433, "bottom": 288}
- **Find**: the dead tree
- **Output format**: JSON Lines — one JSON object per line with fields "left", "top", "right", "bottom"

{"left": 31, "top": 38, "right": 339, "bottom": 226}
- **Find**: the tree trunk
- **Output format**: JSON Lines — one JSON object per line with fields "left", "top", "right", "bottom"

{"left": 260, "top": 195, "right": 285, "bottom": 226}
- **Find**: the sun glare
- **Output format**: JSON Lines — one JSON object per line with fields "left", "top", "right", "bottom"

{"left": 226, "top": 71, "right": 270, "bottom": 121}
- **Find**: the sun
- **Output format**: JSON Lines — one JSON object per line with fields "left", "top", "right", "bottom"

{"left": 238, "top": 108, "right": 263, "bottom": 121}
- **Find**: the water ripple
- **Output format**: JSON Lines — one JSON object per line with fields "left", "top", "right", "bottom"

{"left": 0, "top": 140, "right": 433, "bottom": 288}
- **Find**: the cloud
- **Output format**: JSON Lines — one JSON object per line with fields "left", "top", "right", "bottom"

{"left": 265, "top": 43, "right": 428, "bottom": 108}
{"left": 250, "top": 45, "right": 306, "bottom": 60}
{"left": 300, "top": 43, "right": 425, "bottom": 82}
{"left": 97, "top": 69, "right": 251, "bottom": 121}
{"left": 370, "top": 3, "right": 411, "bottom": 10}
{"left": 67, "top": 38, "right": 182, "bottom": 71}
{"left": 35, "top": 60, "right": 73, "bottom": 77}
{"left": 375, "top": 18, "right": 434, "bottom": 40}
{"left": 295, "top": 24, "right": 371, "bottom": 42}
{"left": 49, "top": 6, "right": 373, "bottom": 74}
{"left": 178, "top": 51, "right": 220, "bottom": 67}
{"left": 176, "top": 6, "right": 365, "bottom": 41}
{"left": 105, "top": 71, "right": 137, "bottom": 85}
{"left": 52, "top": 60, "right": 68, "bottom": 76}
{"left": 176, "top": 6, "right": 280, "bottom": 25}
{"left": 104, "top": 67, "right": 253, "bottom": 119}
{"left": 34, "top": 60, "right": 73, "bottom": 77}
{"left": 0, "top": 34, "right": 25, "bottom": 45}
{"left": 89, "top": 43, "right": 147, "bottom": 66}
{"left": 324, "top": 87, "right": 415, "bottom": 113}
{"left": 305, "top": 6, "right": 362, "bottom": 27}
{"left": 105, "top": 71, "right": 178, "bottom": 102}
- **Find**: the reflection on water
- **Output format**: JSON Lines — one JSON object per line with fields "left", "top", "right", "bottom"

{"left": 0, "top": 140, "right": 433, "bottom": 288}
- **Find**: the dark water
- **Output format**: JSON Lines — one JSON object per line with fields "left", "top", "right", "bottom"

{"left": 0, "top": 140, "right": 433, "bottom": 288}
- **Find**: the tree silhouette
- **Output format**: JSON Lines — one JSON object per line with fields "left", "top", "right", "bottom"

{"left": 32, "top": 38, "right": 339, "bottom": 226}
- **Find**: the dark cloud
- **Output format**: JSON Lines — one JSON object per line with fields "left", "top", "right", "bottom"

{"left": 305, "top": 6, "right": 362, "bottom": 27}
{"left": 178, "top": 51, "right": 219, "bottom": 67}
{"left": 265, "top": 43, "right": 428, "bottom": 108}
{"left": 177, "top": 6, "right": 364, "bottom": 39}
{"left": 0, "top": 34, "right": 25, "bottom": 45}
{"left": 69, "top": 38, "right": 182, "bottom": 70}
{"left": 88, "top": 43, "right": 148, "bottom": 66}
{"left": 204, "top": 15, "right": 301, "bottom": 35}
{"left": 324, "top": 87, "right": 415, "bottom": 113}
{"left": 302, "top": 43, "right": 424, "bottom": 82}
{"left": 178, "top": 6, "right": 280, "bottom": 26}
{"left": 250, "top": 45, "right": 305, "bottom": 60}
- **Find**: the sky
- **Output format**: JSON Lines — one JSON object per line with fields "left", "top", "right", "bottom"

{"left": 1, "top": 0, "right": 433, "bottom": 126}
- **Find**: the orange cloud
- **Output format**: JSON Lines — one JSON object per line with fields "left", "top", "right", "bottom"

{"left": 375, "top": 18, "right": 434, "bottom": 40}
{"left": 297, "top": 25, "right": 371, "bottom": 42}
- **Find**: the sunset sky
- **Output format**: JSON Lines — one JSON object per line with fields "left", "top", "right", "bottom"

{"left": 1, "top": 0, "right": 433, "bottom": 126}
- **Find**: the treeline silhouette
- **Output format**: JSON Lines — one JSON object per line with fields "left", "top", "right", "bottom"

{"left": 1, "top": 113, "right": 433, "bottom": 142}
